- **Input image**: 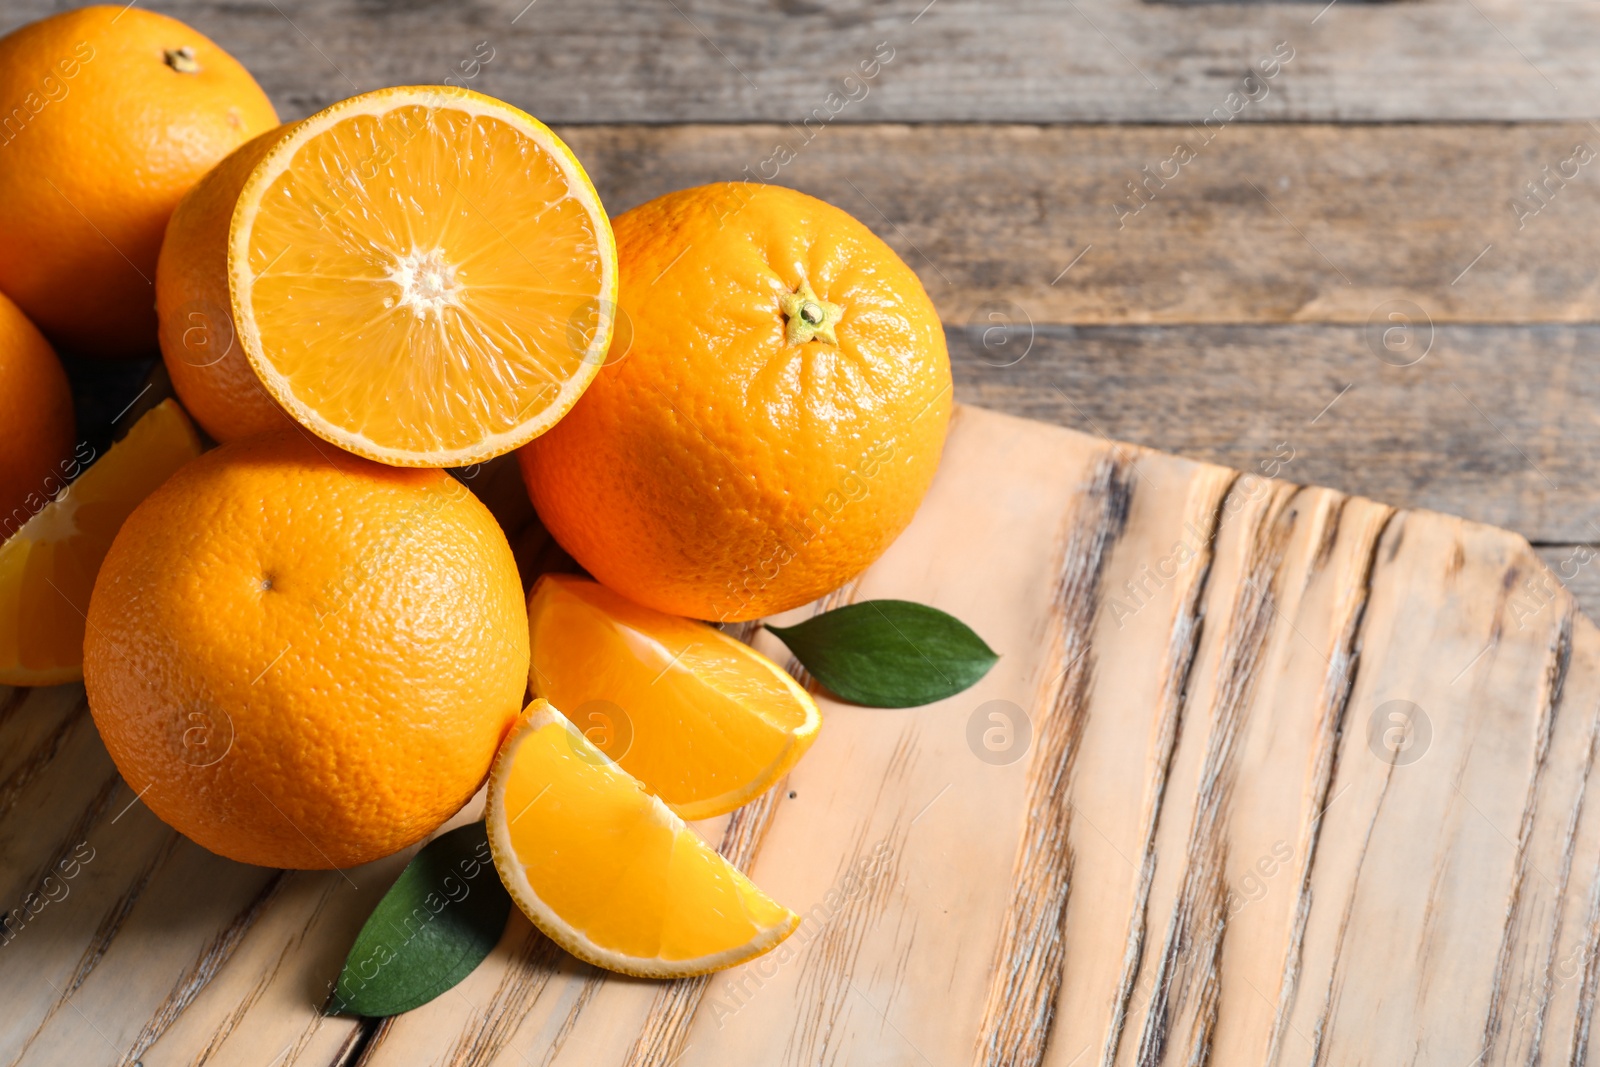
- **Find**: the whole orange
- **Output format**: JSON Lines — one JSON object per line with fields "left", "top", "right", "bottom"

{"left": 0, "top": 6, "right": 278, "bottom": 357}
{"left": 519, "top": 183, "right": 952, "bottom": 622}
{"left": 0, "top": 289, "right": 74, "bottom": 532}
{"left": 156, "top": 125, "right": 294, "bottom": 442}
{"left": 84, "top": 430, "right": 530, "bottom": 869}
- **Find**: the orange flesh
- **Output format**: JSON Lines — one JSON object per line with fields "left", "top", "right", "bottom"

{"left": 233, "top": 91, "right": 614, "bottom": 464}
{"left": 489, "top": 701, "right": 798, "bottom": 973}
{"left": 528, "top": 575, "right": 820, "bottom": 820}
{"left": 0, "top": 400, "right": 201, "bottom": 684}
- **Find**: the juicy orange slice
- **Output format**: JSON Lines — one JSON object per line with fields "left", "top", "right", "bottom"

{"left": 229, "top": 86, "right": 617, "bottom": 467}
{"left": 487, "top": 700, "right": 799, "bottom": 977}
{"left": 0, "top": 399, "right": 202, "bottom": 685}
{"left": 528, "top": 575, "right": 821, "bottom": 820}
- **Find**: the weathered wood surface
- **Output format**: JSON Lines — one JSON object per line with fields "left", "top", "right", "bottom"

{"left": 559, "top": 124, "right": 1600, "bottom": 328}
{"left": 950, "top": 324, "right": 1600, "bottom": 548}
{"left": 62, "top": 121, "right": 1600, "bottom": 553}
{"left": 7, "top": 404, "right": 1600, "bottom": 1065}
{"left": 5, "top": 0, "right": 1600, "bottom": 122}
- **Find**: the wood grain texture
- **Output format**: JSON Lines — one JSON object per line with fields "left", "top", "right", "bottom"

{"left": 494, "top": 124, "right": 1600, "bottom": 559}
{"left": 8, "top": 406, "right": 1600, "bottom": 1065}
{"left": 351, "top": 605, "right": 850, "bottom": 1067}
{"left": 3, "top": 0, "right": 1599, "bottom": 122}
{"left": 1281, "top": 511, "right": 1574, "bottom": 1060}
{"left": 952, "top": 324, "right": 1600, "bottom": 547}
{"left": 556, "top": 123, "right": 1600, "bottom": 327}
{"left": 976, "top": 454, "right": 1132, "bottom": 1065}
{"left": 1537, "top": 548, "right": 1600, "bottom": 649}
{"left": 1044, "top": 453, "right": 1237, "bottom": 1067}
{"left": 0, "top": 691, "right": 464, "bottom": 1067}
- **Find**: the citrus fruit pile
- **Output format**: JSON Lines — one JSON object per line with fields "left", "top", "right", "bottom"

{"left": 0, "top": 7, "right": 951, "bottom": 981}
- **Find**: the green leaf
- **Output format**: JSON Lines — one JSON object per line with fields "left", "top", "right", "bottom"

{"left": 327, "top": 821, "right": 511, "bottom": 1018}
{"left": 765, "top": 599, "right": 999, "bottom": 708}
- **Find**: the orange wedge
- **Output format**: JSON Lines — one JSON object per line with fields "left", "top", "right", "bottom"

{"left": 229, "top": 86, "right": 616, "bottom": 467}
{"left": 486, "top": 700, "right": 799, "bottom": 977}
{"left": 527, "top": 575, "right": 821, "bottom": 820}
{"left": 0, "top": 399, "right": 202, "bottom": 685}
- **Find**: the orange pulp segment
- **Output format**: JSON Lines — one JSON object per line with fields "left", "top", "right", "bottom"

{"left": 0, "top": 399, "right": 202, "bottom": 685}
{"left": 528, "top": 574, "right": 821, "bottom": 820}
{"left": 229, "top": 86, "right": 616, "bottom": 467}
{"left": 486, "top": 700, "right": 799, "bottom": 977}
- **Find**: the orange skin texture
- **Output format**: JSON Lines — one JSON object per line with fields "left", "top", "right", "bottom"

{"left": 0, "top": 6, "right": 278, "bottom": 357}
{"left": 0, "top": 289, "right": 74, "bottom": 527}
{"left": 84, "top": 431, "right": 530, "bottom": 869}
{"left": 157, "top": 125, "right": 295, "bottom": 442}
{"left": 520, "top": 183, "right": 952, "bottom": 622}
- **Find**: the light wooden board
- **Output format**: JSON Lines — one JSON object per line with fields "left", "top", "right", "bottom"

{"left": 4, "top": 0, "right": 1599, "bottom": 122}
{"left": 5, "top": 403, "right": 1599, "bottom": 1065}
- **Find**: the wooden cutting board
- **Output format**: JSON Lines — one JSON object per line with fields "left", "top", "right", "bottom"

{"left": 3, "top": 402, "right": 1598, "bottom": 1067}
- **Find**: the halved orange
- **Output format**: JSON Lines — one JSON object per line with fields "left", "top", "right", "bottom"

{"left": 229, "top": 86, "right": 616, "bottom": 467}
{"left": 486, "top": 700, "right": 799, "bottom": 977}
{"left": 0, "top": 400, "right": 202, "bottom": 685}
{"left": 527, "top": 575, "right": 821, "bottom": 820}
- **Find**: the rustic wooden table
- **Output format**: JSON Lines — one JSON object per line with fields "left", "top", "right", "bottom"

{"left": 5, "top": 2, "right": 1600, "bottom": 1064}
{"left": 11, "top": 0, "right": 1600, "bottom": 614}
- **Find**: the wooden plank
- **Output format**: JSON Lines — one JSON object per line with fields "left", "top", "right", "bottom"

{"left": 284, "top": 406, "right": 1600, "bottom": 1064}
{"left": 1481, "top": 608, "right": 1600, "bottom": 1067}
{"left": 1537, "top": 547, "right": 1600, "bottom": 648}
{"left": 1281, "top": 512, "right": 1573, "bottom": 1060}
{"left": 4, "top": 1, "right": 1600, "bottom": 122}
{"left": 1199, "top": 491, "right": 1393, "bottom": 1065}
{"left": 952, "top": 324, "right": 1600, "bottom": 546}
{"left": 555, "top": 123, "right": 1600, "bottom": 327}
{"left": 11, "top": 406, "right": 1600, "bottom": 1064}
{"left": 0, "top": 686, "right": 368, "bottom": 1067}
{"left": 20, "top": 116, "right": 1599, "bottom": 327}
{"left": 1091, "top": 484, "right": 1395, "bottom": 1066}
{"left": 572, "top": 125, "right": 1600, "bottom": 548}
{"left": 1038, "top": 454, "right": 1237, "bottom": 1067}
{"left": 354, "top": 407, "right": 1121, "bottom": 1064}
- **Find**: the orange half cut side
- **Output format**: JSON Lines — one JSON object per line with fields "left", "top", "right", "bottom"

{"left": 229, "top": 86, "right": 617, "bottom": 467}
